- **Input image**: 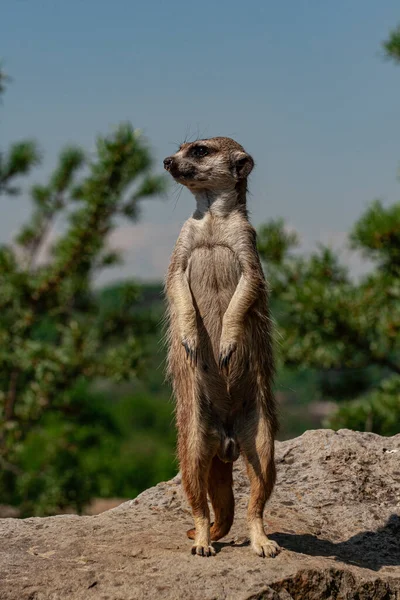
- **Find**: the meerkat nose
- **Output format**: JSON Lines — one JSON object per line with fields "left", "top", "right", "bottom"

{"left": 163, "top": 157, "right": 173, "bottom": 170}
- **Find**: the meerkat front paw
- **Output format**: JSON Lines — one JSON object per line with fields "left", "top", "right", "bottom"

{"left": 218, "top": 339, "right": 237, "bottom": 374}
{"left": 181, "top": 334, "right": 198, "bottom": 367}
{"left": 251, "top": 534, "right": 280, "bottom": 558}
{"left": 191, "top": 543, "right": 216, "bottom": 557}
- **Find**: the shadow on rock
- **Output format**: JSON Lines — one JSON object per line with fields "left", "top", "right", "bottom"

{"left": 272, "top": 514, "right": 400, "bottom": 571}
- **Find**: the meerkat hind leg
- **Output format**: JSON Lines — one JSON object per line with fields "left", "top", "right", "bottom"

{"left": 188, "top": 455, "right": 234, "bottom": 542}
{"left": 208, "top": 456, "right": 235, "bottom": 541}
{"left": 180, "top": 440, "right": 217, "bottom": 556}
{"left": 241, "top": 420, "right": 281, "bottom": 558}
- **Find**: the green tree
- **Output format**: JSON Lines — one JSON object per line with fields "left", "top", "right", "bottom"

{"left": 0, "top": 74, "right": 166, "bottom": 512}
{"left": 258, "top": 208, "right": 400, "bottom": 435}
{"left": 383, "top": 24, "right": 400, "bottom": 63}
{"left": 257, "top": 29, "right": 400, "bottom": 436}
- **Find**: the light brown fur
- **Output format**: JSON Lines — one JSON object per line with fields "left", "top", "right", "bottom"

{"left": 164, "top": 137, "right": 280, "bottom": 558}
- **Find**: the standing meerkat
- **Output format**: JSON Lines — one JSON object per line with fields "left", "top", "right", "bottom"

{"left": 164, "top": 137, "right": 280, "bottom": 558}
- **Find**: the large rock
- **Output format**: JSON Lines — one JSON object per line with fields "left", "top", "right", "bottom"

{"left": 1, "top": 429, "right": 399, "bottom": 599}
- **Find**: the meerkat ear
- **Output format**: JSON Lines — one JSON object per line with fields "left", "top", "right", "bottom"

{"left": 233, "top": 152, "right": 254, "bottom": 179}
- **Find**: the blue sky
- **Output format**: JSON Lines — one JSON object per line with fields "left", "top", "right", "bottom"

{"left": 2, "top": 0, "right": 400, "bottom": 281}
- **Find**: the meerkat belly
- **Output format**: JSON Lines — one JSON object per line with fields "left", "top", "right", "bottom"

{"left": 187, "top": 245, "right": 241, "bottom": 351}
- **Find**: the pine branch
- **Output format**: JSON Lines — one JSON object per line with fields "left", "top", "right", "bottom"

{"left": 0, "top": 141, "right": 41, "bottom": 195}
{"left": 383, "top": 25, "right": 400, "bottom": 63}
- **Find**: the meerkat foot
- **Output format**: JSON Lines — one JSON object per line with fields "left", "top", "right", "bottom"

{"left": 191, "top": 526, "right": 215, "bottom": 556}
{"left": 251, "top": 533, "right": 280, "bottom": 558}
{"left": 191, "top": 543, "right": 216, "bottom": 557}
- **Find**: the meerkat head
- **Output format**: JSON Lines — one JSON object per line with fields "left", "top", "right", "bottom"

{"left": 163, "top": 137, "right": 254, "bottom": 194}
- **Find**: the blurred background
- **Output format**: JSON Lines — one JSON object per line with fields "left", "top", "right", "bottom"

{"left": 1, "top": 0, "right": 399, "bottom": 517}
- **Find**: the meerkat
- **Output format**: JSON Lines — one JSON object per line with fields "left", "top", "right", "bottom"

{"left": 164, "top": 137, "right": 280, "bottom": 558}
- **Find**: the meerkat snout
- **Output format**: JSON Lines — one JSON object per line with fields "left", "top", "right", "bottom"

{"left": 163, "top": 157, "right": 173, "bottom": 170}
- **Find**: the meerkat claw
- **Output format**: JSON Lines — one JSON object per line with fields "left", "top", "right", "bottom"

{"left": 191, "top": 544, "right": 216, "bottom": 557}
{"left": 251, "top": 537, "right": 281, "bottom": 558}
{"left": 218, "top": 342, "right": 236, "bottom": 373}
{"left": 182, "top": 339, "right": 197, "bottom": 367}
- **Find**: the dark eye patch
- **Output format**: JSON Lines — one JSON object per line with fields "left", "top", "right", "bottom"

{"left": 190, "top": 145, "right": 210, "bottom": 158}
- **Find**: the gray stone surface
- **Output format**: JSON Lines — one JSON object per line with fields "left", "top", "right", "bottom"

{"left": 0, "top": 429, "right": 399, "bottom": 599}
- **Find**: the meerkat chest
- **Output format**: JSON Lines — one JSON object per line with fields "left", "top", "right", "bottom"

{"left": 186, "top": 245, "right": 241, "bottom": 309}
{"left": 186, "top": 217, "right": 242, "bottom": 295}
{"left": 188, "top": 214, "right": 240, "bottom": 252}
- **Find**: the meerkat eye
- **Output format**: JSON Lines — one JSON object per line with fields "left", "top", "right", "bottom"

{"left": 191, "top": 145, "right": 209, "bottom": 158}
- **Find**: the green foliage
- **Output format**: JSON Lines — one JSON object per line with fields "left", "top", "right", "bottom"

{"left": 257, "top": 218, "right": 299, "bottom": 264}
{"left": 350, "top": 200, "right": 400, "bottom": 275}
{"left": 0, "top": 66, "right": 41, "bottom": 195}
{"left": 383, "top": 25, "right": 400, "bottom": 63}
{"left": 258, "top": 201, "right": 400, "bottom": 435}
{"left": 7, "top": 380, "right": 176, "bottom": 516}
{"left": 260, "top": 28, "right": 400, "bottom": 434}
{"left": 0, "top": 78, "right": 167, "bottom": 513}
{"left": 328, "top": 376, "right": 400, "bottom": 435}
{"left": 0, "top": 141, "right": 41, "bottom": 195}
